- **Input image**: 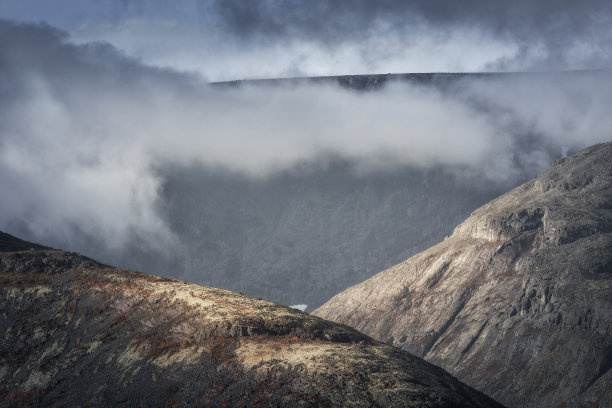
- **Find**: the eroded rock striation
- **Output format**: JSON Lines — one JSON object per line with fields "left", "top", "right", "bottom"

{"left": 314, "top": 142, "right": 612, "bottom": 408}
{"left": 0, "top": 233, "right": 502, "bottom": 407}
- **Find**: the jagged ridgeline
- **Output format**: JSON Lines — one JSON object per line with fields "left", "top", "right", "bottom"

{"left": 0, "top": 233, "right": 503, "bottom": 407}
{"left": 315, "top": 142, "right": 612, "bottom": 408}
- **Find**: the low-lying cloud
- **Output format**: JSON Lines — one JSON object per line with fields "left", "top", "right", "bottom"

{"left": 0, "top": 20, "right": 611, "bottom": 256}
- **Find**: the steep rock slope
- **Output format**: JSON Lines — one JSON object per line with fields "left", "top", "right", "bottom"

{"left": 315, "top": 143, "right": 612, "bottom": 407}
{"left": 0, "top": 233, "right": 503, "bottom": 407}
{"left": 161, "top": 164, "right": 503, "bottom": 310}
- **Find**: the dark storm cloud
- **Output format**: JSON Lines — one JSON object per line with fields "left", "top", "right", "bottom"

{"left": 209, "top": 0, "right": 609, "bottom": 42}
{"left": 1, "top": 0, "right": 611, "bottom": 78}
{"left": 207, "top": 0, "right": 612, "bottom": 70}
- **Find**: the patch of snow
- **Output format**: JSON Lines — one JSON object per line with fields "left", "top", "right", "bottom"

{"left": 290, "top": 304, "right": 308, "bottom": 312}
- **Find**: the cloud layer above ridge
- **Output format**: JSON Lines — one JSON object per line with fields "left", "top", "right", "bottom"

{"left": 1, "top": 1, "right": 611, "bottom": 80}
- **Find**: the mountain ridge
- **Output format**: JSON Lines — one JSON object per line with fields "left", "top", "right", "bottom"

{"left": 211, "top": 69, "right": 611, "bottom": 89}
{"left": 0, "top": 231, "right": 504, "bottom": 407}
{"left": 314, "top": 142, "right": 612, "bottom": 407}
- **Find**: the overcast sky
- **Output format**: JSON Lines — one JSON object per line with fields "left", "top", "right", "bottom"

{"left": 1, "top": 0, "right": 611, "bottom": 80}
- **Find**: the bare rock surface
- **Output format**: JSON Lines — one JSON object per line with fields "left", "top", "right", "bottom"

{"left": 0, "top": 233, "right": 503, "bottom": 407}
{"left": 314, "top": 142, "right": 612, "bottom": 408}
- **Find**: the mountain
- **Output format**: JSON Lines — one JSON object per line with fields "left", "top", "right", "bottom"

{"left": 10, "top": 70, "right": 600, "bottom": 312}
{"left": 212, "top": 70, "right": 608, "bottom": 90}
{"left": 213, "top": 72, "right": 495, "bottom": 90}
{"left": 159, "top": 163, "right": 506, "bottom": 310}
{"left": 0, "top": 232, "right": 503, "bottom": 407}
{"left": 12, "top": 69, "right": 591, "bottom": 313}
{"left": 314, "top": 142, "right": 612, "bottom": 407}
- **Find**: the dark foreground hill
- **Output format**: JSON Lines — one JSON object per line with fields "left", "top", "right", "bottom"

{"left": 315, "top": 142, "right": 612, "bottom": 407}
{"left": 0, "top": 233, "right": 503, "bottom": 407}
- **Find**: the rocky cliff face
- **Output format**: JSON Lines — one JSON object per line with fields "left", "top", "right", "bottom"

{"left": 0, "top": 233, "right": 503, "bottom": 407}
{"left": 314, "top": 142, "right": 612, "bottom": 407}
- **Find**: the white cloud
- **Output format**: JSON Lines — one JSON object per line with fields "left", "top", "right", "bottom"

{"left": 0, "top": 21, "right": 610, "bottom": 256}
{"left": 68, "top": 18, "right": 519, "bottom": 81}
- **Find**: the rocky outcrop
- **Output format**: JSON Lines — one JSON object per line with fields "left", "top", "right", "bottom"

{"left": 314, "top": 142, "right": 612, "bottom": 407}
{"left": 0, "top": 233, "right": 503, "bottom": 407}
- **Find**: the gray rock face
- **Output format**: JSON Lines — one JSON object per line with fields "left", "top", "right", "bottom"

{"left": 159, "top": 164, "right": 504, "bottom": 310}
{"left": 0, "top": 233, "right": 503, "bottom": 407}
{"left": 314, "top": 143, "right": 612, "bottom": 407}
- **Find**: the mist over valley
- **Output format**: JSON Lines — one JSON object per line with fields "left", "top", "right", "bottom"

{"left": 1, "top": 20, "right": 610, "bottom": 308}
